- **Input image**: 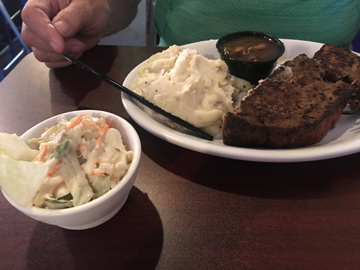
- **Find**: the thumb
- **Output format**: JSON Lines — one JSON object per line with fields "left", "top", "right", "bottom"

{"left": 52, "top": 3, "right": 87, "bottom": 38}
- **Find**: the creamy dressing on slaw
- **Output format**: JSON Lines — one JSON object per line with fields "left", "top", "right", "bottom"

{"left": 1, "top": 114, "right": 134, "bottom": 209}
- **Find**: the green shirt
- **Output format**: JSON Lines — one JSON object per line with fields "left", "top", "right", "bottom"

{"left": 154, "top": 0, "right": 360, "bottom": 48}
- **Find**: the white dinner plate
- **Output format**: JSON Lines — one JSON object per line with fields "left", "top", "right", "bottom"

{"left": 122, "top": 39, "right": 360, "bottom": 163}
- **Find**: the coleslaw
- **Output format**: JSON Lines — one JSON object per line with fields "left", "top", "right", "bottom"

{"left": 0, "top": 114, "right": 134, "bottom": 209}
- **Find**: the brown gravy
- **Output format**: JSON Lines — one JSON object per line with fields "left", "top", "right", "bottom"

{"left": 220, "top": 36, "right": 281, "bottom": 62}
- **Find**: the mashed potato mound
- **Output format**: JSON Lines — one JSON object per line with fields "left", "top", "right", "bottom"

{"left": 132, "top": 45, "right": 251, "bottom": 135}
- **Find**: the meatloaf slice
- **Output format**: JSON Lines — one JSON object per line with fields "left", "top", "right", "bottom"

{"left": 222, "top": 54, "right": 355, "bottom": 148}
{"left": 313, "top": 44, "right": 360, "bottom": 110}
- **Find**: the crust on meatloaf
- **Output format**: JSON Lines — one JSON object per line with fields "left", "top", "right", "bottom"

{"left": 222, "top": 51, "right": 356, "bottom": 148}
{"left": 313, "top": 44, "right": 360, "bottom": 110}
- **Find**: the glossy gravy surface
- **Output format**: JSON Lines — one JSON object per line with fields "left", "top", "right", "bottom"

{"left": 220, "top": 36, "right": 281, "bottom": 62}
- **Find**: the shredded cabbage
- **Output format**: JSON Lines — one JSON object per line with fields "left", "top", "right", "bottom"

{"left": 0, "top": 114, "right": 133, "bottom": 209}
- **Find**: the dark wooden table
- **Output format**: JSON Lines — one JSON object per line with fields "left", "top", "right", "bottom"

{"left": 1, "top": 45, "right": 360, "bottom": 270}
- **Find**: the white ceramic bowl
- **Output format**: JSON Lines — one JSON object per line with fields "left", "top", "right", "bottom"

{"left": 1, "top": 110, "right": 141, "bottom": 230}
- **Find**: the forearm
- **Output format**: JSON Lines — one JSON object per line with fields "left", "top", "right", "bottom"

{"left": 103, "top": 0, "right": 140, "bottom": 37}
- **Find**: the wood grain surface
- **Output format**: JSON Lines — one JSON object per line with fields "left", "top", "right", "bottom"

{"left": 0, "top": 45, "right": 360, "bottom": 270}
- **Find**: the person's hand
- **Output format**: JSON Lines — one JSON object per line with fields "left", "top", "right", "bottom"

{"left": 21, "top": 0, "right": 138, "bottom": 68}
